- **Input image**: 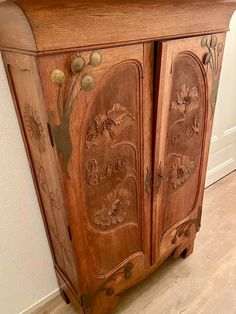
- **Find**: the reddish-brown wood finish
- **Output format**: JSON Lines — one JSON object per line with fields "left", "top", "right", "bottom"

{"left": 0, "top": 0, "right": 236, "bottom": 53}
{"left": 0, "top": 1, "right": 234, "bottom": 313}
{"left": 153, "top": 34, "right": 226, "bottom": 262}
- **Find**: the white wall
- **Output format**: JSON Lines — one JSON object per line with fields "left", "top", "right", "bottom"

{"left": 206, "top": 11, "right": 236, "bottom": 186}
{"left": 0, "top": 13, "right": 235, "bottom": 314}
{"left": 0, "top": 56, "right": 58, "bottom": 314}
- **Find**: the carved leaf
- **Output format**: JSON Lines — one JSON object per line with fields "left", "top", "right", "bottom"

{"left": 107, "top": 103, "right": 131, "bottom": 125}
{"left": 217, "top": 43, "right": 223, "bottom": 55}
{"left": 210, "top": 35, "right": 217, "bottom": 48}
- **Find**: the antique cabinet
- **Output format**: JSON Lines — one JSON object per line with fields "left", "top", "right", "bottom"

{"left": 0, "top": 1, "right": 235, "bottom": 313}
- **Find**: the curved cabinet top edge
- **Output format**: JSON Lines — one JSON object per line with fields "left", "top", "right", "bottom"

{"left": 0, "top": 1, "right": 37, "bottom": 52}
{"left": 0, "top": 0, "right": 235, "bottom": 53}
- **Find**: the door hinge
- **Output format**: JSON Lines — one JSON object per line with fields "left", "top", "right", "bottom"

{"left": 47, "top": 122, "right": 54, "bottom": 147}
{"left": 68, "top": 225, "right": 72, "bottom": 241}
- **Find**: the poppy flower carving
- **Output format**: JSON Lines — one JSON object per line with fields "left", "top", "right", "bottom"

{"left": 170, "top": 155, "right": 195, "bottom": 189}
{"left": 86, "top": 103, "right": 135, "bottom": 148}
{"left": 94, "top": 186, "right": 132, "bottom": 227}
{"left": 170, "top": 84, "right": 199, "bottom": 118}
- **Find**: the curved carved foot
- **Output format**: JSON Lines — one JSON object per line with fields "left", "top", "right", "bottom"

{"left": 173, "top": 240, "right": 195, "bottom": 259}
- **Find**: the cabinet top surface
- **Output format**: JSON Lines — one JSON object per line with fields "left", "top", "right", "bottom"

{"left": 0, "top": 0, "right": 236, "bottom": 53}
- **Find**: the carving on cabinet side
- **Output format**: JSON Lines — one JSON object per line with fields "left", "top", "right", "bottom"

{"left": 171, "top": 206, "right": 202, "bottom": 244}
{"left": 81, "top": 262, "right": 134, "bottom": 309}
{"left": 24, "top": 104, "right": 47, "bottom": 154}
{"left": 23, "top": 102, "right": 76, "bottom": 279}
{"left": 169, "top": 155, "right": 195, "bottom": 189}
{"left": 201, "top": 35, "right": 223, "bottom": 113}
{"left": 34, "top": 158, "right": 77, "bottom": 278}
{"left": 35, "top": 160, "right": 48, "bottom": 193}
{"left": 86, "top": 103, "right": 135, "bottom": 148}
{"left": 35, "top": 161, "right": 62, "bottom": 211}
{"left": 49, "top": 52, "right": 102, "bottom": 176}
{"left": 86, "top": 159, "right": 128, "bottom": 186}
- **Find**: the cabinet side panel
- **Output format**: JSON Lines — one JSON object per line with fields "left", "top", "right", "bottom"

{"left": 2, "top": 52, "right": 79, "bottom": 294}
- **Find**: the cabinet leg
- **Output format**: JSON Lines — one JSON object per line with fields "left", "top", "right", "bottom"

{"left": 60, "top": 289, "right": 71, "bottom": 305}
{"left": 173, "top": 239, "right": 195, "bottom": 259}
{"left": 84, "top": 293, "right": 120, "bottom": 314}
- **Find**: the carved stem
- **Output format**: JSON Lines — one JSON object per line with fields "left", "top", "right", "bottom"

{"left": 169, "top": 114, "right": 186, "bottom": 134}
{"left": 57, "top": 86, "right": 64, "bottom": 120}
{"left": 66, "top": 63, "right": 92, "bottom": 111}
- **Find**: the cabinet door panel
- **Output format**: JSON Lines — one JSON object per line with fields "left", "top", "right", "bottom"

{"left": 163, "top": 53, "right": 206, "bottom": 232}
{"left": 81, "top": 62, "right": 141, "bottom": 274}
{"left": 39, "top": 44, "right": 153, "bottom": 296}
{"left": 153, "top": 34, "right": 226, "bottom": 260}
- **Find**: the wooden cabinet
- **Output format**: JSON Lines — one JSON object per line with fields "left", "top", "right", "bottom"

{"left": 0, "top": 1, "right": 235, "bottom": 313}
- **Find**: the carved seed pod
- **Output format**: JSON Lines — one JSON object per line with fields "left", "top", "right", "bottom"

{"left": 71, "top": 56, "right": 85, "bottom": 74}
{"left": 204, "top": 52, "right": 212, "bottom": 65}
{"left": 90, "top": 51, "right": 102, "bottom": 67}
{"left": 81, "top": 75, "right": 95, "bottom": 91}
{"left": 50, "top": 69, "right": 65, "bottom": 86}
{"left": 210, "top": 35, "right": 217, "bottom": 48}
{"left": 201, "top": 36, "right": 208, "bottom": 48}
{"left": 217, "top": 42, "right": 223, "bottom": 55}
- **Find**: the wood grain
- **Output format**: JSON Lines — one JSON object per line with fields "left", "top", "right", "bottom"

{"left": 0, "top": 0, "right": 235, "bottom": 52}
{"left": 0, "top": 1, "right": 235, "bottom": 313}
{"left": 153, "top": 33, "right": 226, "bottom": 262}
{"left": 0, "top": 2, "right": 36, "bottom": 51}
{"left": 33, "top": 171, "right": 236, "bottom": 314}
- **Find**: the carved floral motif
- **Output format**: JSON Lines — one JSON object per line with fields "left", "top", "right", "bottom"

{"left": 86, "top": 159, "right": 127, "bottom": 185}
{"left": 35, "top": 161, "right": 62, "bottom": 212}
{"left": 201, "top": 35, "right": 223, "bottom": 113}
{"left": 170, "top": 84, "right": 199, "bottom": 117}
{"left": 171, "top": 206, "right": 202, "bottom": 244}
{"left": 170, "top": 155, "right": 195, "bottom": 189}
{"left": 94, "top": 185, "right": 132, "bottom": 227}
{"left": 86, "top": 103, "right": 135, "bottom": 148}
{"left": 171, "top": 116, "right": 200, "bottom": 146}
{"left": 49, "top": 52, "right": 102, "bottom": 176}
{"left": 81, "top": 262, "right": 134, "bottom": 309}
{"left": 24, "top": 104, "right": 47, "bottom": 154}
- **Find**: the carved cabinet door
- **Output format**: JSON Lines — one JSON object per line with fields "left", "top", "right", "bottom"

{"left": 38, "top": 44, "right": 153, "bottom": 303}
{"left": 153, "top": 34, "right": 226, "bottom": 262}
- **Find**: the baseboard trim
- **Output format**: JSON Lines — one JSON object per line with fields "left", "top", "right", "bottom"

{"left": 19, "top": 288, "right": 60, "bottom": 314}
{"left": 206, "top": 158, "right": 236, "bottom": 187}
